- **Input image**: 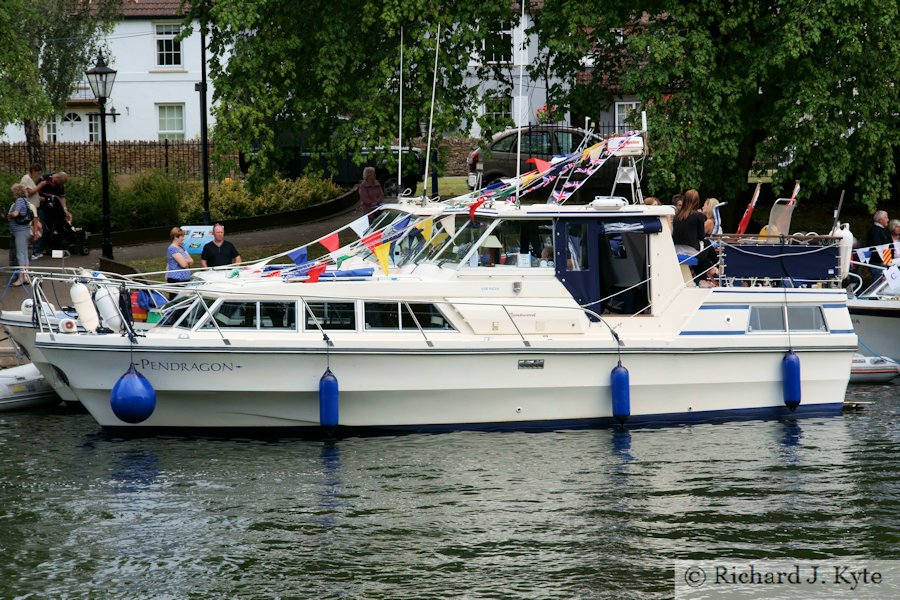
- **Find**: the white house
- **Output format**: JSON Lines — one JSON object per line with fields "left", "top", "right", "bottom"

{"left": 3, "top": 0, "right": 212, "bottom": 143}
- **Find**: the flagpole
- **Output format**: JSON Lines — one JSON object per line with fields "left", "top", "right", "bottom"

{"left": 514, "top": 1, "right": 526, "bottom": 208}
{"left": 397, "top": 26, "right": 404, "bottom": 200}
{"left": 421, "top": 24, "right": 441, "bottom": 203}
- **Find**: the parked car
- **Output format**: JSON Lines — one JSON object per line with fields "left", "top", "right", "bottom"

{"left": 467, "top": 125, "right": 639, "bottom": 201}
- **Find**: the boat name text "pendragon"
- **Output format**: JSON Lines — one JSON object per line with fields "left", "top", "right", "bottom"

{"left": 138, "top": 359, "right": 238, "bottom": 373}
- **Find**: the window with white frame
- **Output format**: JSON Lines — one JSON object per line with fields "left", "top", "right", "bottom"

{"left": 46, "top": 121, "right": 57, "bottom": 142}
{"left": 484, "top": 96, "right": 512, "bottom": 124}
{"left": 157, "top": 104, "right": 185, "bottom": 140}
{"left": 615, "top": 101, "right": 641, "bottom": 132}
{"left": 155, "top": 23, "right": 182, "bottom": 67}
{"left": 63, "top": 112, "right": 82, "bottom": 123}
{"left": 482, "top": 21, "right": 512, "bottom": 64}
{"left": 88, "top": 113, "right": 100, "bottom": 142}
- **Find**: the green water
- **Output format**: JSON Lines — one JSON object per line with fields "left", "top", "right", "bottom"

{"left": 1, "top": 384, "right": 897, "bottom": 599}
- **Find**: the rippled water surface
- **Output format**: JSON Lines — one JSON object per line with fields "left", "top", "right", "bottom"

{"left": 1, "top": 385, "right": 898, "bottom": 599}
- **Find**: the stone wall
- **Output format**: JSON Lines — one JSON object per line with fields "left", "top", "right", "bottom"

{"left": 408, "top": 136, "right": 479, "bottom": 176}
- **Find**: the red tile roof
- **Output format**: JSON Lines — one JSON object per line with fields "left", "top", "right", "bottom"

{"left": 121, "top": 0, "right": 186, "bottom": 18}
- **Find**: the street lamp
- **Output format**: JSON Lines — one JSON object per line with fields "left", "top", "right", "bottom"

{"left": 85, "top": 50, "right": 117, "bottom": 260}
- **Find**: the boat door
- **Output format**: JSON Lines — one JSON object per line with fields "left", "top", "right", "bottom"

{"left": 555, "top": 219, "right": 603, "bottom": 319}
{"left": 554, "top": 217, "right": 661, "bottom": 319}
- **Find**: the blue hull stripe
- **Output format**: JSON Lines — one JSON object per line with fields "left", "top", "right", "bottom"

{"left": 712, "top": 289, "right": 847, "bottom": 295}
{"left": 101, "top": 402, "right": 846, "bottom": 437}
{"left": 822, "top": 303, "right": 847, "bottom": 308}
{"left": 680, "top": 330, "right": 747, "bottom": 336}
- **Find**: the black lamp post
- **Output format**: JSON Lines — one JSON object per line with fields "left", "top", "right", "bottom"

{"left": 85, "top": 50, "right": 117, "bottom": 260}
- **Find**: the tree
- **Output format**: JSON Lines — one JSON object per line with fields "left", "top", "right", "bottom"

{"left": 187, "top": 0, "right": 523, "bottom": 185}
{"left": 0, "top": 0, "right": 119, "bottom": 165}
{"left": 532, "top": 1, "right": 900, "bottom": 210}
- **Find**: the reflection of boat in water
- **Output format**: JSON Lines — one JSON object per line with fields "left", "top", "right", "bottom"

{"left": 849, "top": 353, "right": 899, "bottom": 384}
{"left": 21, "top": 132, "right": 858, "bottom": 433}
{"left": 0, "top": 362, "right": 60, "bottom": 412}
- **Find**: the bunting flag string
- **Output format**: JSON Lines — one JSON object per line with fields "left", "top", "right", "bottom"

{"left": 287, "top": 247, "right": 308, "bottom": 266}
{"left": 854, "top": 242, "right": 899, "bottom": 264}
{"left": 373, "top": 242, "right": 392, "bottom": 275}
{"left": 413, "top": 217, "right": 434, "bottom": 241}
{"left": 361, "top": 231, "right": 383, "bottom": 251}
{"left": 348, "top": 215, "right": 370, "bottom": 238}
{"left": 550, "top": 130, "right": 642, "bottom": 205}
{"left": 319, "top": 233, "right": 340, "bottom": 253}
{"left": 304, "top": 264, "right": 327, "bottom": 283}
{"left": 440, "top": 215, "right": 456, "bottom": 237}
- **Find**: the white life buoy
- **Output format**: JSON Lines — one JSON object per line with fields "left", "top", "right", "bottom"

{"left": 70, "top": 282, "right": 99, "bottom": 333}
{"left": 95, "top": 285, "right": 123, "bottom": 332}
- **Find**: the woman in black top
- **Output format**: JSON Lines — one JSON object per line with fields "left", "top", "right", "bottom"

{"left": 672, "top": 189, "right": 706, "bottom": 250}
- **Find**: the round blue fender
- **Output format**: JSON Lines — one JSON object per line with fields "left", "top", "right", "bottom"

{"left": 110, "top": 364, "right": 157, "bottom": 424}
{"left": 319, "top": 368, "right": 339, "bottom": 427}
{"left": 611, "top": 361, "right": 630, "bottom": 424}
{"left": 782, "top": 351, "right": 801, "bottom": 411}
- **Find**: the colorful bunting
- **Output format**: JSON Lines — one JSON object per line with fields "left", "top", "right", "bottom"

{"left": 362, "top": 231, "right": 383, "bottom": 251}
{"left": 304, "top": 264, "right": 327, "bottom": 283}
{"left": 348, "top": 215, "right": 370, "bottom": 238}
{"left": 287, "top": 247, "right": 307, "bottom": 266}
{"left": 319, "top": 233, "right": 340, "bottom": 253}
{"left": 414, "top": 217, "right": 434, "bottom": 241}
{"left": 373, "top": 242, "right": 392, "bottom": 275}
{"left": 469, "top": 198, "right": 487, "bottom": 220}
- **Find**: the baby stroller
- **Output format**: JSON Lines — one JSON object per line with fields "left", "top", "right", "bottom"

{"left": 40, "top": 194, "right": 90, "bottom": 256}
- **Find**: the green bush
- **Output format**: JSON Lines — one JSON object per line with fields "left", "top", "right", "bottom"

{"left": 255, "top": 177, "right": 343, "bottom": 213}
{"left": 114, "top": 170, "right": 181, "bottom": 230}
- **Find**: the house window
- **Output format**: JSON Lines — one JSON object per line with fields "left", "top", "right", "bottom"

{"left": 157, "top": 104, "right": 185, "bottom": 140}
{"left": 155, "top": 24, "right": 182, "bottom": 67}
{"left": 88, "top": 114, "right": 100, "bottom": 142}
{"left": 482, "top": 21, "right": 512, "bottom": 64}
{"left": 46, "top": 121, "right": 57, "bottom": 142}
{"left": 63, "top": 112, "right": 82, "bottom": 123}
{"left": 484, "top": 96, "right": 512, "bottom": 124}
{"left": 615, "top": 101, "right": 641, "bottom": 132}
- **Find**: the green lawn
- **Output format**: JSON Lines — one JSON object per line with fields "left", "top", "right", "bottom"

{"left": 410, "top": 175, "right": 472, "bottom": 198}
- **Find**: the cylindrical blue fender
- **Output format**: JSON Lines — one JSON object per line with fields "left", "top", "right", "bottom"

{"left": 110, "top": 363, "right": 157, "bottom": 424}
{"left": 611, "top": 362, "right": 630, "bottom": 424}
{"left": 782, "top": 351, "right": 801, "bottom": 411}
{"left": 319, "top": 368, "right": 339, "bottom": 428}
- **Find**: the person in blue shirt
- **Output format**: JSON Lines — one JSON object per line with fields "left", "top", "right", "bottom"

{"left": 166, "top": 227, "right": 194, "bottom": 283}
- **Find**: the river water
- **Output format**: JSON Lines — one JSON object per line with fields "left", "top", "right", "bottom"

{"left": 1, "top": 384, "right": 897, "bottom": 599}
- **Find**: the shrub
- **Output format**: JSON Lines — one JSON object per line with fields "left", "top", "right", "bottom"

{"left": 255, "top": 177, "right": 343, "bottom": 213}
{"left": 115, "top": 170, "right": 181, "bottom": 230}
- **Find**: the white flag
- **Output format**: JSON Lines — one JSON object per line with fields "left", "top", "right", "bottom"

{"left": 348, "top": 215, "right": 370, "bottom": 238}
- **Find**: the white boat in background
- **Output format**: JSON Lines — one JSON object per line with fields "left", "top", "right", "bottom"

{"left": 0, "top": 362, "right": 60, "bottom": 412}
{"left": 847, "top": 270, "right": 900, "bottom": 363}
{"left": 849, "top": 353, "right": 899, "bottom": 384}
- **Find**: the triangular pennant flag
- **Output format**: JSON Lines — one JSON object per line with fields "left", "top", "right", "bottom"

{"left": 335, "top": 255, "right": 351, "bottom": 268}
{"left": 304, "top": 264, "right": 327, "bottom": 283}
{"left": 373, "top": 242, "right": 391, "bottom": 275}
{"left": 440, "top": 215, "right": 456, "bottom": 237}
{"left": 319, "top": 233, "right": 339, "bottom": 253}
{"left": 413, "top": 217, "right": 434, "bottom": 241}
{"left": 362, "top": 231, "right": 382, "bottom": 251}
{"left": 392, "top": 216, "right": 411, "bottom": 233}
{"left": 287, "top": 247, "right": 308, "bottom": 266}
{"left": 469, "top": 198, "right": 487, "bottom": 220}
{"left": 526, "top": 157, "right": 552, "bottom": 172}
{"left": 348, "top": 215, "right": 370, "bottom": 238}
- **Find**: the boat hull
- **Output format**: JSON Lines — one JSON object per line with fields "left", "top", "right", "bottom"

{"left": 0, "top": 363, "right": 61, "bottom": 412}
{"left": 848, "top": 299, "right": 900, "bottom": 362}
{"left": 37, "top": 343, "right": 852, "bottom": 431}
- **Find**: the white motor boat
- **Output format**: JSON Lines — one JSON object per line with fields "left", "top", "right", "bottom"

{"left": 847, "top": 271, "right": 900, "bottom": 363}
{"left": 849, "top": 353, "right": 899, "bottom": 384}
{"left": 26, "top": 133, "right": 858, "bottom": 433}
{"left": 0, "top": 362, "right": 60, "bottom": 412}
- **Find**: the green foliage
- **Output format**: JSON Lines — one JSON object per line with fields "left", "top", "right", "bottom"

{"left": 532, "top": 0, "right": 899, "bottom": 210}
{"left": 114, "top": 170, "right": 181, "bottom": 230}
{"left": 187, "top": 0, "right": 516, "bottom": 185}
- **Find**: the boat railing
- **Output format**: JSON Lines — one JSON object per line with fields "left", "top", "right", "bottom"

{"left": 711, "top": 233, "right": 844, "bottom": 286}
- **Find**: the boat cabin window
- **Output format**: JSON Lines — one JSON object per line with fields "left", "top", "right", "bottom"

{"left": 178, "top": 297, "right": 215, "bottom": 329}
{"left": 156, "top": 296, "right": 198, "bottom": 327}
{"left": 449, "top": 217, "right": 555, "bottom": 268}
{"left": 566, "top": 223, "right": 590, "bottom": 271}
{"left": 787, "top": 306, "right": 827, "bottom": 331}
{"left": 259, "top": 301, "right": 297, "bottom": 330}
{"left": 748, "top": 305, "right": 827, "bottom": 332}
{"left": 405, "top": 303, "right": 455, "bottom": 330}
{"left": 206, "top": 301, "right": 258, "bottom": 328}
{"left": 364, "top": 302, "right": 456, "bottom": 330}
{"left": 304, "top": 301, "right": 356, "bottom": 331}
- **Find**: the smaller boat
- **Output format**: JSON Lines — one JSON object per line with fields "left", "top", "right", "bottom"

{"left": 849, "top": 353, "right": 900, "bottom": 384}
{"left": 0, "top": 362, "right": 61, "bottom": 412}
